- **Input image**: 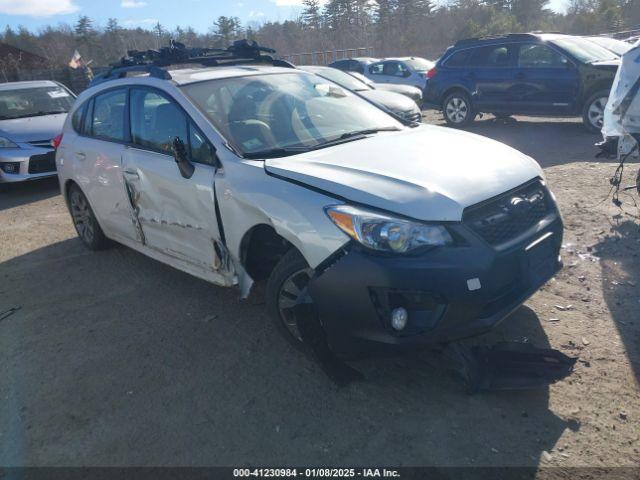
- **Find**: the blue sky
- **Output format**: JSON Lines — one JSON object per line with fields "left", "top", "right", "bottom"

{"left": 0, "top": 0, "right": 569, "bottom": 33}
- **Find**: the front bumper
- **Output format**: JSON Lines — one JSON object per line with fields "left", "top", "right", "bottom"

{"left": 308, "top": 213, "right": 563, "bottom": 356}
{"left": 0, "top": 147, "right": 57, "bottom": 183}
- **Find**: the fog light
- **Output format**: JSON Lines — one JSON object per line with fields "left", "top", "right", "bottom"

{"left": 391, "top": 307, "right": 408, "bottom": 331}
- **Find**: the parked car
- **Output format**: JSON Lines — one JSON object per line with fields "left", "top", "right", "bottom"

{"left": 327, "top": 57, "right": 379, "bottom": 75}
{"left": 58, "top": 44, "right": 563, "bottom": 356}
{"left": 0, "top": 80, "right": 75, "bottom": 183}
{"left": 365, "top": 57, "right": 435, "bottom": 90}
{"left": 584, "top": 36, "right": 632, "bottom": 56}
{"left": 299, "top": 66, "right": 421, "bottom": 123}
{"left": 346, "top": 71, "right": 423, "bottom": 105}
{"left": 423, "top": 33, "right": 620, "bottom": 132}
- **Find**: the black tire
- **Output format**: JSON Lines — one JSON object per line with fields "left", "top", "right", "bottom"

{"left": 582, "top": 90, "right": 609, "bottom": 133}
{"left": 266, "top": 248, "right": 314, "bottom": 351}
{"left": 636, "top": 169, "right": 640, "bottom": 197}
{"left": 442, "top": 91, "right": 475, "bottom": 127}
{"left": 67, "top": 184, "right": 111, "bottom": 251}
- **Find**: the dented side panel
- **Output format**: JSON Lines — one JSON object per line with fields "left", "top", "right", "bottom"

{"left": 121, "top": 146, "right": 235, "bottom": 285}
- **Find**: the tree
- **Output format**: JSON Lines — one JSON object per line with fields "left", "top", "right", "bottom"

{"left": 211, "top": 16, "right": 242, "bottom": 45}
{"left": 302, "top": 0, "right": 322, "bottom": 29}
{"left": 74, "top": 16, "right": 94, "bottom": 40}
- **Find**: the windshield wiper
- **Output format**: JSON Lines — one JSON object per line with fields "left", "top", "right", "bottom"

{"left": 337, "top": 126, "right": 400, "bottom": 140}
{"left": 243, "top": 146, "right": 310, "bottom": 159}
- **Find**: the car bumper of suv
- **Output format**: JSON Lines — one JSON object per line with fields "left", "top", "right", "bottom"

{"left": 308, "top": 209, "right": 563, "bottom": 356}
{"left": 0, "top": 147, "right": 57, "bottom": 183}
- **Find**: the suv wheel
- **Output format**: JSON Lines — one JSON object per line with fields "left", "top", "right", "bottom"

{"left": 583, "top": 91, "right": 609, "bottom": 133}
{"left": 266, "top": 248, "right": 314, "bottom": 350}
{"left": 443, "top": 91, "right": 475, "bottom": 127}
{"left": 68, "top": 184, "right": 110, "bottom": 250}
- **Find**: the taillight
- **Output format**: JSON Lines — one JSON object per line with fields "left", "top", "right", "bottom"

{"left": 51, "top": 133, "right": 63, "bottom": 149}
{"left": 426, "top": 67, "right": 438, "bottom": 79}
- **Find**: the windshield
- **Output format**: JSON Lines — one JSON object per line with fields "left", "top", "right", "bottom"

{"left": 403, "top": 57, "right": 434, "bottom": 72}
{"left": 586, "top": 37, "right": 631, "bottom": 56}
{"left": 301, "top": 67, "right": 371, "bottom": 92}
{"left": 550, "top": 36, "right": 619, "bottom": 63}
{"left": 0, "top": 85, "right": 74, "bottom": 120}
{"left": 181, "top": 72, "right": 402, "bottom": 157}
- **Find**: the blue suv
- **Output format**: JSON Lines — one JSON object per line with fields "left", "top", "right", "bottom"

{"left": 423, "top": 33, "right": 620, "bottom": 131}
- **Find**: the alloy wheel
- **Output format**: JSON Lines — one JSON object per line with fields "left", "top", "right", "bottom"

{"left": 587, "top": 97, "right": 607, "bottom": 131}
{"left": 70, "top": 190, "right": 95, "bottom": 245}
{"left": 446, "top": 97, "right": 469, "bottom": 124}
{"left": 277, "top": 267, "right": 314, "bottom": 342}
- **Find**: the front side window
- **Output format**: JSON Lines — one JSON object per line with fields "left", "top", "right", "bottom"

{"left": 518, "top": 44, "right": 568, "bottom": 68}
{"left": 0, "top": 85, "right": 74, "bottom": 120}
{"left": 130, "top": 88, "right": 187, "bottom": 153}
{"left": 181, "top": 72, "right": 401, "bottom": 157}
{"left": 382, "top": 61, "right": 408, "bottom": 77}
{"left": 368, "top": 62, "right": 384, "bottom": 75}
{"left": 91, "top": 89, "right": 126, "bottom": 141}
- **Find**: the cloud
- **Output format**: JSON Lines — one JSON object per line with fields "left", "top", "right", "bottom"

{"left": 121, "top": 0, "right": 148, "bottom": 7}
{"left": 0, "top": 0, "right": 79, "bottom": 17}
{"left": 249, "top": 10, "right": 265, "bottom": 17}
{"left": 122, "top": 17, "right": 158, "bottom": 26}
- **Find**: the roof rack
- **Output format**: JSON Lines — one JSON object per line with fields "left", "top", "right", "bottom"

{"left": 90, "top": 39, "right": 294, "bottom": 86}
{"left": 454, "top": 33, "right": 538, "bottom": 47}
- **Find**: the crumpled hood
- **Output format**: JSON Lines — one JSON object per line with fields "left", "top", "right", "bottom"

{"left": 0, "top": 113, "right": 67, "bottom": 143}
{"left": 265, "top": 125, "right": 543, "bottom": 222}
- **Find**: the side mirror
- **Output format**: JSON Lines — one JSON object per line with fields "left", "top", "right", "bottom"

{"left": 172, "top": 137, "right": 194, "bottom": 179}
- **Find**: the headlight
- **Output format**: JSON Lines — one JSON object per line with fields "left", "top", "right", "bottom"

{"left": 0, "top": 136, "right": 18, "bottom": 148}
{"left": 325, "top": 205, "right": 453, "bottom": 254}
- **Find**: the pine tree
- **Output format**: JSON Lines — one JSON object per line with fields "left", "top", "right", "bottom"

{"left": 302, "top": 0, "right": 322, "bottom": 29}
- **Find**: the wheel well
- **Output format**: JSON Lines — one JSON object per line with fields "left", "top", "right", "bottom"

{"left": 63, "top": 179, "right": 80, "bottom": 205}
{"left": 440, "top": 87, "right": 469, "bottom": 106}
{"left": 240, "top": 224, "right": 295, "bottom": 282}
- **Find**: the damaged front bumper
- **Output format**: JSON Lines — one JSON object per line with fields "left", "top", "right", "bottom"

{"left": 307, "top": 215, "right": 563, "bottom": 356}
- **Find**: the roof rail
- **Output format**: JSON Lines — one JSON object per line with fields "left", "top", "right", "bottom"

{"left": 454, "top": 32, "right": 538, "bottom": 47}
{"left": 90, "top": 39, "right": 293, "bottom": 87}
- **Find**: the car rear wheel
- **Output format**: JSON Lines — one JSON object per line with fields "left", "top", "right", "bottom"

{"left": 266, "top": 248, "right": 314, "bottom": 351}
{"left": 583, "top": 91, "right": 609, "bottom": 133}
{"left": 68, "top": 184, "right": 110, "bottom": 250}
{"left": 443, "top": 91, "right": 475, "bottom": 127}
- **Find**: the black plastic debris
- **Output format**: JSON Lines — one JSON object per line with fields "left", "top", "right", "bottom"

{"left": 0, "top": 306, "right": 21, "bottom": 323}
{"left": 444, "top": 342, "right": 577, "bottom": 393}
{"left": 293, "top": 292, "right": 364, "bottom": 387}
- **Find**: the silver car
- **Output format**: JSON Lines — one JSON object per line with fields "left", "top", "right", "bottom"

{"left": 0, "top": 80, "right": 75, "bottom": 183}
{"left": 299, "top": 66, "right": 422, "bottom": 123}
{"left": 346, "top": 71, "right": 422, "bottom": 105}
{"left": 366, "top": 57, "right": 435, "bottom": 91}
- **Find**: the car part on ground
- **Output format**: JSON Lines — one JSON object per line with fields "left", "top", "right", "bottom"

{"left": 57, "top": 40, "right": 564, "bottom": 367}
{"left": 0, "top": 80, "right": 75, "bottom": 183}
{"left": 423, "top": 33, "right": 620, "bottom": 131}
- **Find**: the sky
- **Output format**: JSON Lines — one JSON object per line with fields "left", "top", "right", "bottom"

{"left": 0, "top": 0, "right": 569, "bottom": 33}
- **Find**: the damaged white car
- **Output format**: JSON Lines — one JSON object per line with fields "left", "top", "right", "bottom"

{"left": 57, "top": 42, "right": 564, "bottom": 356}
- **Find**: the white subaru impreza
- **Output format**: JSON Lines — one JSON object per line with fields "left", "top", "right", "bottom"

{"left": 56, "top": 46, "right": 563, "bottom": 355}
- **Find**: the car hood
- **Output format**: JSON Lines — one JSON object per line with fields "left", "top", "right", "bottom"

{"left": 375, "top": 83, "right": 422, "bottom": 97}
{"left": 264, "top": 125, "right": 543, "bottom": 222}
{"left": 0, "top": 113, "right": 67, "bottom": 143}
{"left": 359, "top": 90, "right": 418, "bottom": 113}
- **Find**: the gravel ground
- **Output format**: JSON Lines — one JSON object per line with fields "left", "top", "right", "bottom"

{"left": 0, "top": 112, "right": 639, "bottom": 471}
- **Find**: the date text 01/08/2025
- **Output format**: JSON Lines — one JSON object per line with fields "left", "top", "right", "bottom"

{"left": 233, "top": 468, "right": 401, "bottom": 478}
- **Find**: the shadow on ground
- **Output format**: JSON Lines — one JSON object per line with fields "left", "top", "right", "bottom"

{"left": 0, "top": 238, "right": 574, "bottom": 467}
{"left": 596, "top": 219, "right": 640, "bottom": 384}
{"left": 0, "top": 177, "right": 60, "bottom": 211}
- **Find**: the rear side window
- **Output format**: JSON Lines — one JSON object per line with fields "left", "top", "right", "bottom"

{"left": 369, "top": 62, "right": 384, "bottom": 75}
{"left": 331, "top": 60, "right": 350, "bottom": 71}
{"left": 130, "top": 88, "right": 187, "bottom": 154}
{"left": 71, "top": 103, "right": 86, "bottom": 133}
{"left": 90, "top": 89, "right": 127, "bottom": 141}
{"left": 471, "top": 45, "right": 513, "bottom": 67}
{"left": 444, "top": 49, "right": 473, "bottom": 68}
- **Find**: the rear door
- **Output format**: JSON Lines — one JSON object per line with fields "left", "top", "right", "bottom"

{"left": 121, "top": 86, "right": 231, "bottom": 283}
{"left": 512, "top": 43, "right": 579, "bottom": 114}
{"left": 468, "top": 43, "right": 517, "bottom": 111}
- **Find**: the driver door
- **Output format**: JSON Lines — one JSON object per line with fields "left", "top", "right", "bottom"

{"left": 121, "top": 87, "right": 232, "bottom": 284}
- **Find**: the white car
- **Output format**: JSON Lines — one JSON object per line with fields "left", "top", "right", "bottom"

{"left": 366, "top": 57, "right": 435, "bottom": 91}
{"left": 56, "top": 44, "right": 563, "bottom": 355}
{"left": 0, "top": 80, "right": 75, "bottom": 183}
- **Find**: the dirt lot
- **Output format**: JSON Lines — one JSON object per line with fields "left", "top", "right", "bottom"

{"left": 0, "top": 112, "right": 639, "bottom": 471}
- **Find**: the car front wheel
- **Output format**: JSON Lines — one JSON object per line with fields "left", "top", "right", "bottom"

{"left": 443, "top": 91, "right": 475, "bottom": 127}
{"left": 583, "top": 91, "right": 609, "bottom": 133}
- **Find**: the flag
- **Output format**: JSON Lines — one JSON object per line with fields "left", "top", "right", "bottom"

{"left": 68, "top": 50, "right": 83, "bottom": 69}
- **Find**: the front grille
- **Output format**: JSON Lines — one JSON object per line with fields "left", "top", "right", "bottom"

{"left": 28, "top": 139, "right": 53, "bottom": 148}
{"left": 28, "top": 151, "right": 56, "bottom": 174}
{"left": 0, "top": 161, "right": 21, "bottom": 174}
{"left": 463, "top": 179, "right": 554, "bottom": 246}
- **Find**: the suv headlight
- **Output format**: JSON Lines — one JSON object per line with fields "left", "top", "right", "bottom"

{"left": 325, "top": 205, "right": 453, "bottom": 254}
{"left": 0, "top": 136, "right": 18, "bottom": 148}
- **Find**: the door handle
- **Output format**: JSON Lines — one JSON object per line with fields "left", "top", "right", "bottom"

{"left": 123, "top": 168, "right": 140, "bottom": 179}
{"left": 75, "top": 152, "right": 86, "bottom": 161}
